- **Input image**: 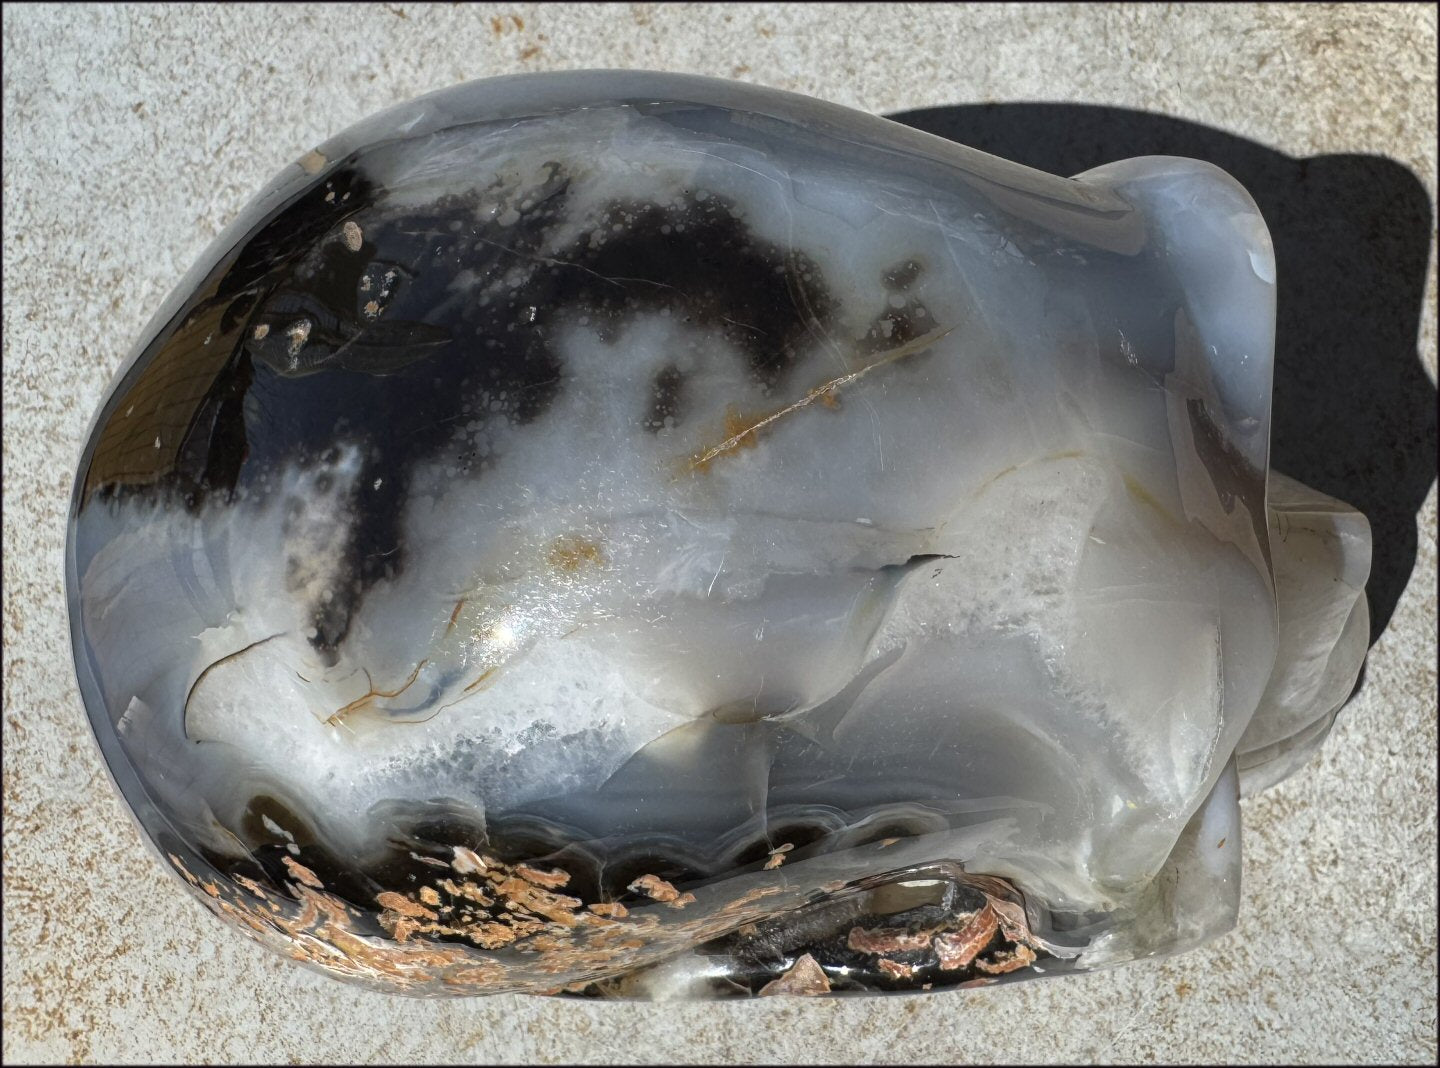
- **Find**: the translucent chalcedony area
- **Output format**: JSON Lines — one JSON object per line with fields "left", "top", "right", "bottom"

{"left": 67, "top": 71, "right": 1370, "bottom": 998}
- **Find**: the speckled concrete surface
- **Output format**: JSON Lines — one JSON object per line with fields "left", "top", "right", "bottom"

{"left": 3, "top": 3, "right": 1435, "bottom": 1063}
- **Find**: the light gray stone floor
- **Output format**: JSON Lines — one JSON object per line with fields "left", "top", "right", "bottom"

{"left": 3, "top": 4, "right": 1435, "bottom": 1063}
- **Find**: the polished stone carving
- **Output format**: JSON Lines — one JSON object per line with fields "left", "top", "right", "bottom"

{"left": 67, "top": 71, "right": 1370, "bottom": 997}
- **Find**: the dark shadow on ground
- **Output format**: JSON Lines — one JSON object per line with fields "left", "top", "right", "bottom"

{"left": 886, "top": 103, "right": 1435, "bottom": 644}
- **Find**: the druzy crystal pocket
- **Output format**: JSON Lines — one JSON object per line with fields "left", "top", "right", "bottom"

{"left": 66, "top": 71, "right": 1371, "bottom": 997}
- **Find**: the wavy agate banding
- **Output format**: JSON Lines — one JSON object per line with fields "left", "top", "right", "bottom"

{"left": 67, "top": 71, "right": 1370, "bottom": 998}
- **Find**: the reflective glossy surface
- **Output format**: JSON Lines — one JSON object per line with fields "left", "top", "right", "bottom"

{"left": 67, "top": 71, "right": 1370, "bottom": 997}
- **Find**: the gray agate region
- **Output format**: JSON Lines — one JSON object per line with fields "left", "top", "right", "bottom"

{"left": 67, "top": 71, "right": 1370, "bottom": 997}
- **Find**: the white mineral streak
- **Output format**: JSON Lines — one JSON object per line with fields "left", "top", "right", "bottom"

{"left": 79, "top": 92, "right": 1367, "bottom": 952}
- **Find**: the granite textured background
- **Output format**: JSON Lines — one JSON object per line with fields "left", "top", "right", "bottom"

{"left": 3, "top": 4, "right": 1436, "bottom": 1064}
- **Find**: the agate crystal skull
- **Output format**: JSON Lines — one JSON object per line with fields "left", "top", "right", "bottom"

{"left": 66, "top": 71, "right": 1372, "bottom": 998}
